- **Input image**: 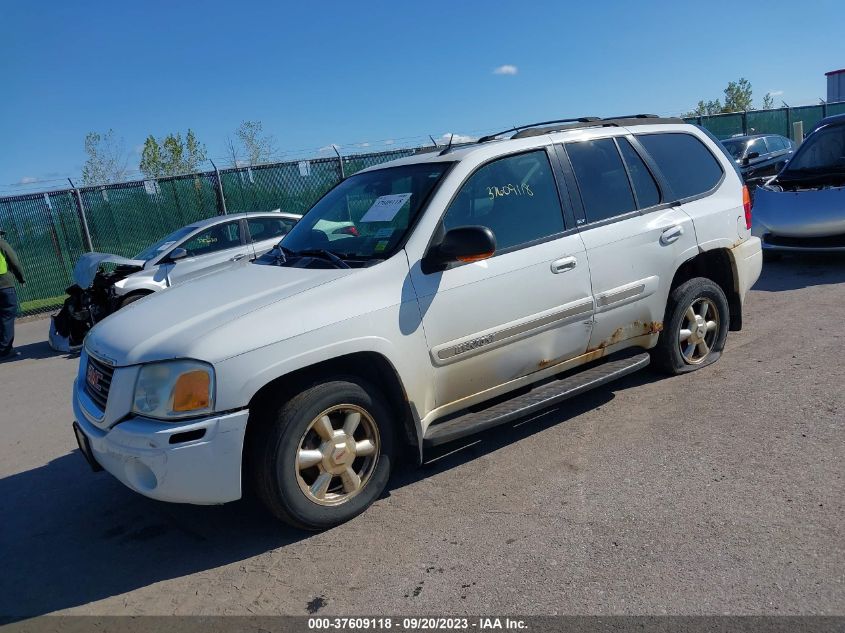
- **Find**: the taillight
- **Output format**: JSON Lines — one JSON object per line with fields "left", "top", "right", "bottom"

{"left": 742, "top": 185, "right": 752, "bottom": 230}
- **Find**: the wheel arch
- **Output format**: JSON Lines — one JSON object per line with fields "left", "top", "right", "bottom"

{"left": 243, "top": 351, "right": 421, "bottom": 470}
{"left": 669, "top": 248, "right": 742, "bottom": 330}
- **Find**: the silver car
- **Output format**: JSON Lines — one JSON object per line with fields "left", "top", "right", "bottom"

{"left": 49, "top": 211, "right": 300, "bottom": 352}
{"left": 110, "top": 211, "right": 301, "bottom": 304}
{"left": 752, "top": 114, "right": 845, "bottom": 259}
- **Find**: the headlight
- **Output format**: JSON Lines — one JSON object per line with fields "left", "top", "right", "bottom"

{"left": 132, "top": 360, "right": 215, "bottom": 420}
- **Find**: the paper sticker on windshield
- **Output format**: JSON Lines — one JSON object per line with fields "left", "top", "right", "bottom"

{"left": 374, "top": 227, "right": 394, "bottom": 239}
{"left": 157, "top": 241, "right": 177, "bottom": 252}
{"left": 360, "top": 193, "right": 411, "bottom": 222}
{"left": 374, "top": 240, "right": 389, "bottom": 252}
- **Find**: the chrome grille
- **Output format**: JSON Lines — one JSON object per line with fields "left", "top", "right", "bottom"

{"left": 84, "top": 354, "right": 114, "bottom": 411}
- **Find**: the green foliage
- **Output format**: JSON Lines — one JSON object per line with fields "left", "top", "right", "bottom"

{"left": 230, "top": 120, "right": 277, "bottom": 166}
{"left": 723, "top": 78, "right": 753, "bottom": 113}
{"left": 139, "top": 129, "right": 208, "bottom": 179}
{"left": 685, "top": 78, "right": 755, "bottom": 117}
{"left": 762, "top": 92, "right": 775, "bottom": 109}
{"left": 82, "top": 129, "right": 129, "bottom": 186}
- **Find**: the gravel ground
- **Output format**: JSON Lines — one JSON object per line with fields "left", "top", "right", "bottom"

{"left": 1, "top": 256, "right": 843, "bottom": 619}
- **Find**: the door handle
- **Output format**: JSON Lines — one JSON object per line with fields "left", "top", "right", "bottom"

{"left": 551, "top": 256, "right": 577, "bottom": 274}
{"left": 660, "top": 225, "right": 683, "bottom": 245}
{"left": 231, "top": 253, "right": 247, "bottom": 261}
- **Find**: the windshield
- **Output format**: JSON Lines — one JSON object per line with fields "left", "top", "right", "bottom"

{"left": 782, "top": 124, "right": 845, "bottom": 174}
{"left": 721, "top": 139, "right": 746, "bottom": 160}
{"left": 279, "top": 162, "right": 451, "bottom": 260}
{"left": 133, "top": 226, "right": 196, "bottom": 261}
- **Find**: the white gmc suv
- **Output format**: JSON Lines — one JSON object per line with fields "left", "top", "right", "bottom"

{"left": 72, "top": 115, "right": 762, "bottom": 530}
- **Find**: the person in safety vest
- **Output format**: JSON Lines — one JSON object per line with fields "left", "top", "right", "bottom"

{"left": 0, "top": 229, "right": 26, "bottom": 361}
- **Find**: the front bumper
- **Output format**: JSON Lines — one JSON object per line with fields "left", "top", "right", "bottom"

{"left": 73, "top": 380, "right": 249, "bottom": 505}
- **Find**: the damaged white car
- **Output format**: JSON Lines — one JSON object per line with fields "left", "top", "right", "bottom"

{"left": 49, "top": 212, "right": 300, "bottom": 351}
{"left": 752, "top": 113, "right": 845, "bottom": 259}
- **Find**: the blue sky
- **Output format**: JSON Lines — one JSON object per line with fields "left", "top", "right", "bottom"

{"left": 1, "top": 0, "right": 842, "bottom": 194}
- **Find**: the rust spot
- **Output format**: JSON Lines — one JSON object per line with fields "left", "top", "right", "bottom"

{"left": 590, "top": 321, "right": 663, "bottom": 351}
{"left": 537, "top": 358, "right": 556, "bottom": 370}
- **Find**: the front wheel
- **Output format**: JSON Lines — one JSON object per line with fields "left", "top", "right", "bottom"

{"left": 651, "top": 277, "right": 729, "bottom": 375}
{"left": 249, "top": 379, "right": 395, "bottom": 530}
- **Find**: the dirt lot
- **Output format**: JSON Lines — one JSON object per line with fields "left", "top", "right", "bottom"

{"left": 1, "top": 256, "right": 843, "bottom": 619}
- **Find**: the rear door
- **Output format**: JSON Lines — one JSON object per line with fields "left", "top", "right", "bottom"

{"left": 410, "top": 148, "right": 594, "bottom": 408}
{"left": 165, "top": 220, "right": 248, "bottom": 286}
{"left": 559, "top": 134, "right": 699, "bottom": 351}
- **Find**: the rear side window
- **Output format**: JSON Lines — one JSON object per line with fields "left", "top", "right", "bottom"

{"left": 443, "top": 150, "right": 565, "bottom": 251}
{"left": 637, "top": 133, "right": 724, "bottom": 200}
{"left": 566, "top": 138, "right": 636, "bottom": 223}
{"left": 248, "top": 217, "right": 296, "bottom": 242}
{"left": 617, "top": 138, "right": 660, "bottom": 208}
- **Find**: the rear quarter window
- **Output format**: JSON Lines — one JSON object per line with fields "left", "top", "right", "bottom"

{"left": 636, "top": 132, "right": 724, "bottom": 200}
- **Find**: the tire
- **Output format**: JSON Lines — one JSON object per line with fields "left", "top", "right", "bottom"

{"left": 119, "top": 292, "right": 151, "bottom": 308}
{"left": 762, "top": 250, "right": 781, "bottom": 263}
{"left": 651, "top": 277, "right": 729, "bottom": 375}
{"left": 249, "top": 378, "right": 396, "bottom": 530}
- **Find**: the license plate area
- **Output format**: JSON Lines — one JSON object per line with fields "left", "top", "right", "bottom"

{"left": 73, "top": 422, "right": 103, "bottom": 472}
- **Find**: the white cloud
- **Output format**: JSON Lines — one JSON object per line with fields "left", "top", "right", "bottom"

{"left": 318, "top": 144, "right": 339, "bottom": 154}
{"left": 493, "top": 64, "right": 518, "bottom": 75}
{"left": 18, "top": 176, "right": 37, "bottom": 184}
{"left": 356, "top": 142, "right": 370, "bottom": 148}
{"left": 437, "top": 132, "right": 478, "bottom": 145}
{"left": 383, "top": 139, "right": 395, "bottom": 145}
{"left": 767, "top": 89, "right": 784, "bottom": 96}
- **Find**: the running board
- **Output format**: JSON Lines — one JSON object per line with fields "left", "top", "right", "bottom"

{"left": 423, "top": 351, "right": 650, "bottom": 448}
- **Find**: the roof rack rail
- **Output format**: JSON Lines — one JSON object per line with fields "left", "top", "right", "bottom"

{"left": 512, "top": 114, "right": 683, "bottom": 139}
{"left": 477, "top": 117, "right": 601, "bottom": 143}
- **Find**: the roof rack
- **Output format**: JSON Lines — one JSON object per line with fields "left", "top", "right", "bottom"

{"left": 512, "top": 114, "right": 684, "bottom": 139}
{"left": 478, "top": 118, "right": 601, "bottom": 143}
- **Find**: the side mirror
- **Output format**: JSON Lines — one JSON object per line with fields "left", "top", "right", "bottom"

{"left": 423, "top": 226, "right": 496, "bottom": 273}
{"left": 167, "top": 247, "right": 188, "bottom": 262}
{"left": 743, "top": 151, "right": 760, "bottom": 166}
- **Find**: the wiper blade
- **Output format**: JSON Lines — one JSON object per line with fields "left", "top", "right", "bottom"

{"left": 289, "top": 248, "right": 351, "bottom": 269}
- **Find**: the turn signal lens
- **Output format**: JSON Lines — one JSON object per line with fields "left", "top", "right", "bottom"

{"left": 172, "top": 370, "right": 211, "bottom": 412}
{"left": 742, "top": 185, "right": 752, "bottom": 230}
{"left": 457, "top": 251, "right": 494, "bottom": 263}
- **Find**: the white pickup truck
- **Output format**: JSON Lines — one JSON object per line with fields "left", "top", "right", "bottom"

{"left": 72, "top": 115, "right": 762, "bottom": 529}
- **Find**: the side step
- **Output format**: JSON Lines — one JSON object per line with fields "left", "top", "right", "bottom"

{"left": 423, "top": 351, "right": 650, "bottom": 448}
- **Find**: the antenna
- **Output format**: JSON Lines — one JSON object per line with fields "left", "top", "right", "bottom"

{"left": 438, "top": 134, "right": 454, "bottom": 156}
{"left": 429, "top": 135, "right": 439, "bottom": 147}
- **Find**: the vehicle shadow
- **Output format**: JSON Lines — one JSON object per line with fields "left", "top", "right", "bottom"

{"left": 0, "top": 368, "right": 659, "bottom": 622}
{"left": 11, "top": 340, "right": 79, "bottom": 361}
{"left": 753, "top": 254, "right": 845, "bottom": 292}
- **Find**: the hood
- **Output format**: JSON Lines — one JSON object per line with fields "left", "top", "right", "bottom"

{"left": 74, "top": 252, "right": 145, "bottom": 288}
{"left": 752, "top": 185, "right": 845, "bottom": 238}
{"left": 85, "top": 262, "right": 352, "bottom": 366}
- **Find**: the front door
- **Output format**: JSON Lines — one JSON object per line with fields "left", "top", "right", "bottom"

{"left": 165, "top": 220, "right": 247, "bottom": 286}
{"left": 410, "top": 148, "right": 594, "bottom": 409}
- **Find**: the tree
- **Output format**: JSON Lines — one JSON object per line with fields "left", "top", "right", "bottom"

{"left": 723, "top": 78, "right": 753, "bottom": 112}
{"left": 139, "top": 129, "right": 207, "bottom": 179}
{"left": 81, "top": 129, "right": 129, "bottom": 185}
{"left": 685, "top": 99, "right": 723, "bottom": 117}
{"left": 232, "top": 120, "right": 277, "bottom": 166}
{"left": 762, "top": 92, "right": 775, "bottom": 110}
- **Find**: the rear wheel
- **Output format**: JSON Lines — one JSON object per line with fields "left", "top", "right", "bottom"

{"left": 249, "top": 379, "right": 395, "bottom": 530}
{"left": 652, "top": 277, "right": 729, "bottom": 375}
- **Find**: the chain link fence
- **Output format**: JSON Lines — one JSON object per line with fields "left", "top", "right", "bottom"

{"left": 0, "top": 147, "right": 417, "bottom": 316}
{"left": 684, "top": 101, "right": 845, "bottom": 140}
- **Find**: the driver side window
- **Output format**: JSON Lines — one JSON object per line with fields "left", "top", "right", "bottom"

{"left": 180, "top": 221, "right": 242, "bottom": 257}
{"left": 442, "top": 150, "right": 565, "bottom": 252}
